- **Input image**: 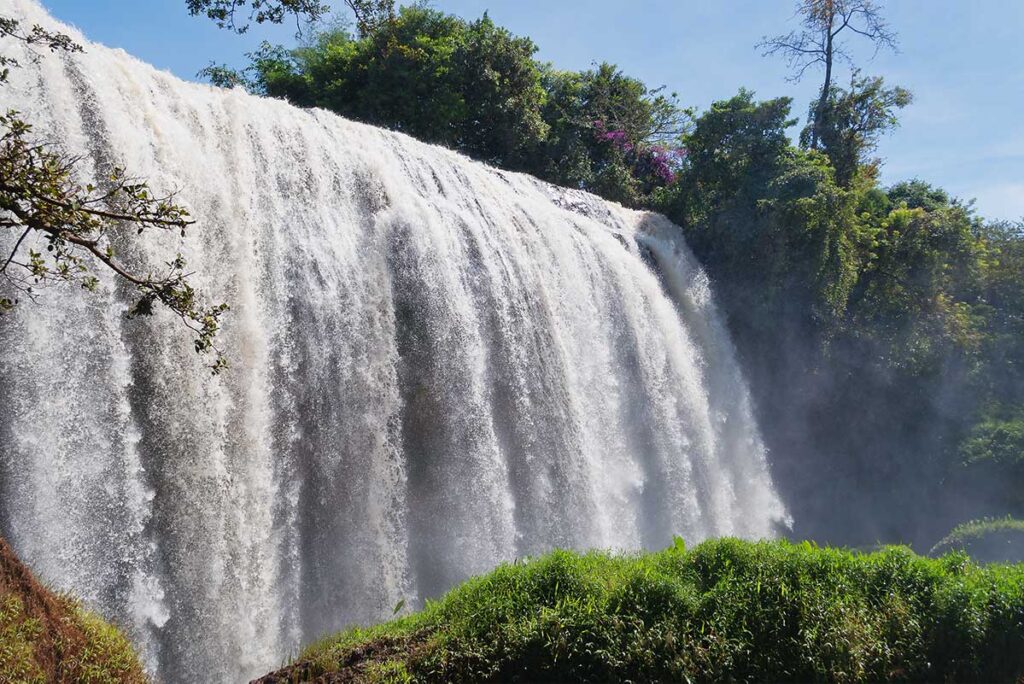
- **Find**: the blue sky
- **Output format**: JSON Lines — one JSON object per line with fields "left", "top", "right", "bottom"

{"left": 40, "top": 0, "right": 1024, "bottom": 222}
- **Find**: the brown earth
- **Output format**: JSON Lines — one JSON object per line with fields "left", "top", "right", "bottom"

{"left": 252, "top": 631, "right": 433, "bottom": 684}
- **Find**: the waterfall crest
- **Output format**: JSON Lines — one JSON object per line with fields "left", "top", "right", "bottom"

{"left": 0, "top": 2, "right": 788, "bottom": 680}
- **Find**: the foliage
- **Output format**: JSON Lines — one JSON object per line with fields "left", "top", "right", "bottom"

{"left": 186, "top": 0, "right": 395, "bottom": 36}
{"left": 0, "top": 16, "right": 228, "bottom": 372}
{"left": 341, "top": 0, "right": 395, "bottom": 37}
{"left": 186, "top": 0, "right": 330, "bottom": 33}
{"left": 664, "top": 91, "right": 857, "bottom": 335}
{"left": 845, "top": 189, "right": 979, "bottom": 368}
{"left": 669, "top": 90, "right": 795, "bottom": 226}
{"left": 531, "top": 63, "right": 688, "bottom": 206}
{"left": 802, "top": 73, "right": 912, "bottom": 186}
{"left": 261, "top": 539, "right": 1024, "bottom": 683}
{"left": 655, "top": 80, "right": 1023, "bottom": 547}
{"left": 0, "top": 595, "right": 44, "bottom": 684}
{"left": 960, "top": 407, "right": 1024, "bottom": 509}
{"left": 936, "top": 517, "right": 1024, "bottom": 547}
{"left": 0, "top": 15, "right": 81, "bottom": 84}
{"left": 201, "top": 9, "right": 687, "bottom": 207}
{"left": 974, "top": 221, "right": 1024, "bottom": 405}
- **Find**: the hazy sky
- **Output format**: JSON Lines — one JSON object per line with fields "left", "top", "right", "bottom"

{"left": 39, "top": 0, "right": 1024, "bottom": 222}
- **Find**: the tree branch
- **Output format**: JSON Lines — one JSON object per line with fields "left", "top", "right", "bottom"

{"left": 1, "top": 225, "right": 30, "bottom": 272}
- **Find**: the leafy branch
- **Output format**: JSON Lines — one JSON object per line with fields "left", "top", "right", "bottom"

{"left": 185, "top": 0, "right": 330, "bottom": 34}
{"left": 185, "top": 0, "right": 393, "bottom": 37}
{"left": 0, "top": 16, "right": 228, "bottom": 373}
{"left": 0, "top": 15, "right": 82, "bottom": 84}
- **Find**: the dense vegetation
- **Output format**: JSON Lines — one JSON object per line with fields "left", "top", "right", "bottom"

{"left": 0, "top": 537, "right": 146, "bottom": 683}
{"left": 200, "top": 5, "right": 688, "bottom": 208}
{"left": 258, "top": 538, "right": 1024, "bottom": 683}
{"left": 0, "top": 2, "right": 1021, "bottom": 681}
{"left": 204, "top": 2, "right": 1024, "bottom": 551}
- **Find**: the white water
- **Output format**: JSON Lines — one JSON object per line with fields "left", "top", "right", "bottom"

{"left": 0, "top": 2, "right": 788, "bottom": 681}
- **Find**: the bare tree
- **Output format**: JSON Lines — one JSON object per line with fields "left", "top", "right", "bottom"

{"left": 758, "top": 0, "right": 897, "bottom": 149}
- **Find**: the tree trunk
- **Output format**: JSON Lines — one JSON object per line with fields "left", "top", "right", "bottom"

{"left": 810, "top": 17, "right": 835, "bottom": 150}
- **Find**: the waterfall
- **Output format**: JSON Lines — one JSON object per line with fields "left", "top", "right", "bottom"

{"left": 0, "top": 2, "right": 788, "bottom": 681}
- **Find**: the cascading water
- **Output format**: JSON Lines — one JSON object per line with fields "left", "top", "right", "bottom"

{"left": 0, "top": 2, "right": 788, "bottom": 681}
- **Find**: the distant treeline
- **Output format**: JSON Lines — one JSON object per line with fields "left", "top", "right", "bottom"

{"left": 206, "top": 5, "right": 1024, "bottom": 549}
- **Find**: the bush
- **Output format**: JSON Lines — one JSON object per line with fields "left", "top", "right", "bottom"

{"left": 256, "top": 538, "right": 1024, "bottom": 683}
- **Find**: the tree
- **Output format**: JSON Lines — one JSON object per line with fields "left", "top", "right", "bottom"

{"left": 0, "top": 17, "right": 228, "bottom": 371}
{"left": 800, "top": 73, "right": 911, "bottom": 186}
{"left": 670, "top": 90, "right": 795, "bottom": 230}
{"left": 448, "top": 12, "right": 548, "bottom": 168}
{"left": 666, "top": 90, "right": 860, "bottom": 340}
{"left": 975, "top": 220, "right": 1024, "bottom": 406}
{"left": 759, "top": 0, "right": 897, "bottom": 150}
{"left": 206, "top": 8, "right": 549, "bottom": 168}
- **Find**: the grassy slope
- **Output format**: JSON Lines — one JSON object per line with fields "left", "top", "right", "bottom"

{"left": 931, "top": 517, "right": 1024, "bottom": 564}
{"left": 0, "top": 536, "right": 146, "bottom": 684}
{"left": 258, "top": 538, "right": 1024, "bottom": 683}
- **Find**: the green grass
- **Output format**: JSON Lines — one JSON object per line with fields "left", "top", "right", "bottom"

{"left": 0, "top": 589, "right": 147, "bottom": 684}
{"left": 273, "top": 538, "right": 1024, "bottom": 683}
{"left": 62, "top": 597, "right": 149, "bottom": 683}
{"left": 0, "top": 593, "right": 46, "bottom": 684}
{"left": 0, "top": 535, "right": 147, "bottom": 684}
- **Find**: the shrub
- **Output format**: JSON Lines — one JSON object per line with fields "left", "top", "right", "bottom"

{"left": 258, "top": 538, "right": 1024, "bottom": 683}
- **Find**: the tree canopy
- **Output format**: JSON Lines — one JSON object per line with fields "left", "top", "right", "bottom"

{"left": 201, "top": 7, "right": 689, "bottom": 206}
{"left": 185, "top": 0, "right": 393, "bottom": 35}
{"left": 186, "top": 0, "right": 330, "bottom": 33}
{"left": 190, "top": 0, "right": 1024, "bottom": 547}
{"left": 802, "top": 73, "right": 911, "bottom": 186}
